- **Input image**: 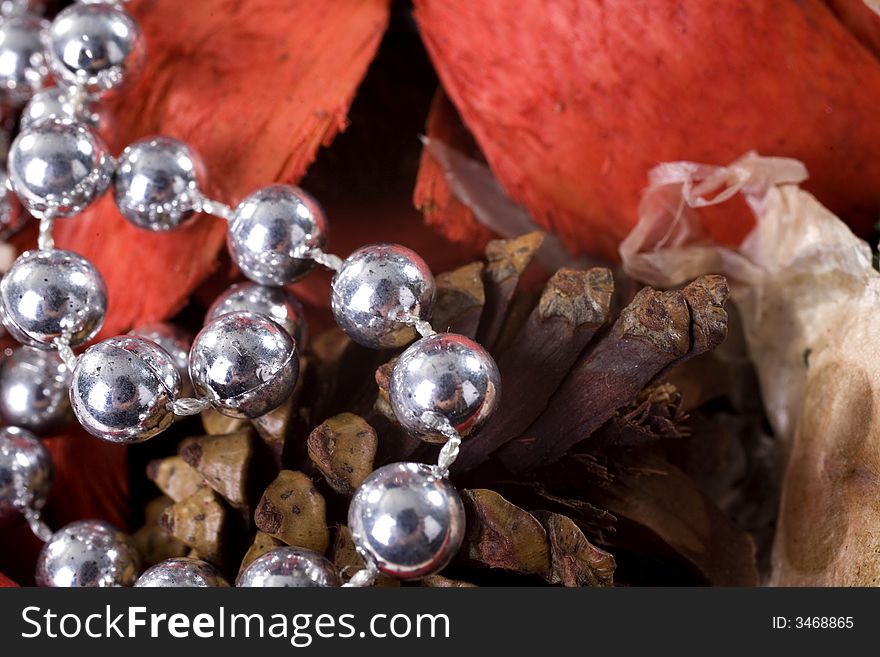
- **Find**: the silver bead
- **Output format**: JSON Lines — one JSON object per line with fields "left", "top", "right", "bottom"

{"left": 189, "top": 311, "right": 298, "bottom": 419}
{"left": 0, "top": 346, "right": 73, "bottom": 434}
{"left": 35, "top": 519, "right": 140, "bottom": 587}
{"left": 20, "top": 86, "right": 112, "bottom": 135}
{"left": 390, "top": 333, "right": 500, "bottom": 441}
{"left": 348, "top": 462, "right": 464, "bottom": 580}
{"left": 114, "top": 136, "right": 204, "bottom": 231}
{"left": 70, "top": 335, "right": 181, "bottom": 443}
{"left": 129, "top": 322, "right": 192, "bottom": 396}
{"left": 0, "top": 1, "right": 47, "bottom": 18}
{"left": 236, "top": 547, "right": 340, "bottom": 587}
{"left": 0, "top": 249, "right": 107, "bottom": 348}
{"left": 331, "top": 244, "right": 435, "bottom": 349}
{"left": 7, "top": 119, "right": 114, "bottom": 218}
{"left": 0, "top": 15, "right": 49, "bottom": 105}
{"left": 0, "top": 426, "right": 52, "bottom": 521}
{"left": 43, "top": 2, "right": 145, "bottom": 97}
{"left": 228, "top": 184, "right": 327, "bottom": 285}
{"left": 206, "top": 282, "right": 306, "bottom": 346}
{"left": 134, "top": 557, "right": 229, "bottom": 588}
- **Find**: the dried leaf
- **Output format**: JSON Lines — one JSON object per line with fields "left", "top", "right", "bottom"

{"left": 307, "top": 413, "right": 378, "bottom": 495}
{"left": 159, "top": 488, "right": 229, "bottom": 566}
{"left": 179, "top": 430, "right": 253, "bottom": 508}
{"left": 533, "top": 511, "right": 615, "bottom": 587}
{"left": 254, "top": 470, "right": 329, "bottom": 554}
{"left": 147, "top": 455, "right": 206, "bottom": 503}
{"left": 462, "top": 489, "right": 551, "bottom": 577}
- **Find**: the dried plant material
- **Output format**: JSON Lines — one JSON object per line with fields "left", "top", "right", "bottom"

{"left": 533, "top": 511, "right": 615, "bottom": 587}
{"left": 252, "top": 360, "right": 308, "bottom": 461}
{"left": 254, "top": 470, "right": 329, "bottom": 554}
{"left": 620, "top": 151, "right": 880, "bottom": 585}
{"left": 373, "top": 359, "right": 396, "bottom": 420}
{"left": 179, "top": 431, "right": 253, "bottom": 508}
{"left": 147, "top": 456, "right": 205, "bottom": 503}
{"left": 499, "top": 275, "right": 729, "bottom": 472}
{"left": 159, "top": 488, "right": 229, "bottom": 566}
{"left": 432, "top": 262, "right": 486, "bottom": 338}
{"left": 462, "top": 489, "right": 551, "bottom": 577}
{"left": 592, "top": 384, "right": 688, "bottom": 448}
{"left": 415, "top": 0, "right": 880, "bottom": 262}
{"left": 201, "top": 408, "right": 248, "bottom": 436}
{"left": 592, "top": 450, "right": 758, "bottom": 586}
{"left": 414, "top": 90, "right": 493, "bottom": 248}
{"left": 478, "top": 232, "right": 545, "bottom": 347}
{"left": 330, "top": 525, "right": 399, "bottom": 587}
{"left": 420, "top": 575, "right": 477, "bottom": 588}
{"left": 307, "top": 413, "right": 378, "bottom": 495}
{"left": 238, "top": 531, "right": 284, "bottom": 578}
{"left": 132, "top": 496, "right": 189, "bottom": 567}
{"left": 458, "top": 267, "right": 613, "bottom": 471}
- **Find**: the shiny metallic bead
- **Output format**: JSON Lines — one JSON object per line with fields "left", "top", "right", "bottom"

{"left": 70, "top": 335, "right": 181, "bottom": 443}
{"left": 0, "top": 15, "right": 49, "bottom": 105}
{"left": 7, "top": 119, "right": 114, "bottom": 218}
{"left": 189, "top": 311, "right": 298, "bottom": 419}
{"left": 35, "top": 520, "right": 140, "bottom": 587}
{"left": 0, "top": 426, "right": 52, "bottom": 521}
{"left": 0, "top": 346, "right": 73, "bottom": 434}
{"left": 228, "top": 184, "right": 327, "bottom": 285}
{"left": 0, "top": 249, "right": 107, "bottom": 349}
{"left": 331, "top": 243, "right": 435, "bottom": 349}
{"left": 236, "top": 547, "right": 340, "bottom": 588}
{"left": 206, "top": 282, "right": 306, "bottom": 346}
{"left": 134, "top": 558, "right": 229, "bottom": 588}
{"left": 390, "top": 333, "right": 500, "bottom": 441}
{"left": 129, "top": 322, "right": 193, "bottom": 396}
{"left": 20, "top": 86, "right": 112, "bottom": 135}
{"left": 0, "top": 1, "right": 47, "bottom": 17}
{"left": 43, "top": 2, "right": 145, "bottom": 97}
{"left": 348, "top": 462, "right": 465, "bottom": 580}
{"left": 114, "top": 136, "right": 204, "bottom": 231}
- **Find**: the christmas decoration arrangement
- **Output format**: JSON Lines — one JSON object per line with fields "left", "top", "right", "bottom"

{"left": 0, "top": 0, "right": 878, "bottom": 588}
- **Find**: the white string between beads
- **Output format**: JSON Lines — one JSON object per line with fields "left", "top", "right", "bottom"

{"left": 166, "top": 397, "right": 212, "bottom": 416}
{"left": 52, "top": 336, "right": 78, "bottom": 371}
{"left": 23, "top": 507, "right": 53, "bottom": 543}
{"left": 37, "top": 212, "right": 56, "bottom": 251}
{"left": 342, "top": 559, "right": 378, "bottom": 588}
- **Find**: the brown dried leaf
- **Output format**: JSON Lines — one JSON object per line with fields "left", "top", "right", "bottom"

{"left": 533, "top": 511, "right": 615, "bottom": 587}
{"left": 238, "top": 531, "right": 284, "bottom": 578}
{"left": 307, "top": 413, "right": 378, "bottom": 495}
{"left": 254, "top": 470, "right": 329, "bottom": 554}
{"left": 179, "top": 430, "right": 253, "bottom": 508}
{"left": 132, "top": 496, "right": 189, "bottom": 567}
{"left": 462, "top": 489, "right": 551, "bottom": 577}
{"left": 147, "top": 456, "right": 206, "bottom": 503}
{"left": 159, "top": 488, "right": 229, "bottom": 566}
{"left": 432, "top": 261, "right": 486, "bottom": 337}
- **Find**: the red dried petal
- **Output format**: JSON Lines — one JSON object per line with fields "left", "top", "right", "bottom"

{"left": 415, "top": 0, "right": 880, "bottom": 261}
{"left": 0, "top": 572, "right": 17, "bottom": 587}
{"left": 50, "top": 0, "right": 391, "bottom": 337}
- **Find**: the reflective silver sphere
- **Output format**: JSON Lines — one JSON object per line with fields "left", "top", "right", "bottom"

{"left": 0, "top": 15, "right": 49, "bottom": 105}
{"left": 7, "top": 119, "right": 114, "bottom": 218}
{"left": 390, "top": 333, "right": 500, "bottom": 441}
{"left": 348, "top": 462, "right": 465, "bottom": 580}
{"left": 206, "top": 282, "right": 306, "bottom": 346}
{"left": 114, "top": 136, "right": 203, "bottom": 231}
{"left": 43, "top": 2, "right": 145, "bottom": 96}
{"left": 331, "top": 243, "right": 435, "bottom": 349}
{"left": 0, "top": 1, "right": 47, "bottom": 18}
{"left": 189, "top": 311, "right": 298, "bottom": 419}
{"left": 70, "top": 336, "right": 181, "bottom": 443}
{"left": 134, "top": 557, "right": 229, "bottom": 588}
{"left": 20, "top": 86, "right": 112, "bottom": 135}
{"left": 0, "top": 426, "right": 52, "bottom": 521}
{"left": 0, "top": 346, "right": 73, "bottom": 434}
{"left": 228, "top": 184, "right": 327, "bottom": 285}
{"left": 236, "top": 547, "right": 340, "bottom": 587}
{"left": 35, "top": 520, "right": 140, "bottom": 587}
{"left": 129, "top": 322, "right": 193, "bottom": 396}
{"left": 0, "top": 249, "right": 107, "bottom": 348}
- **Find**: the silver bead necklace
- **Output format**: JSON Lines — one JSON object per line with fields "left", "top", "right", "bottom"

{"left": 0, "top": 0, "right": 502, "bottom": 588}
